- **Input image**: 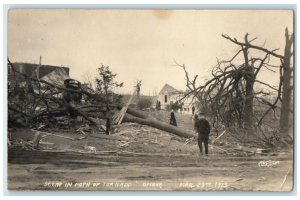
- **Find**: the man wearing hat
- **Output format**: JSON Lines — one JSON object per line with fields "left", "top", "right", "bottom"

{"left": 194, "top": 112, "right": 211, "bottom": 155}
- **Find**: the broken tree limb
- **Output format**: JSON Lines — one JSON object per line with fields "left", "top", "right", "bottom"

{"left": 66, "top": 102, "right": 100, "bottom": 126}
{"left": 212, "top": 130, "right": 226, "bottom": 144}
{"left": 9, "top": 105, "right": 69, "bottom": 121}
{"left": 116, "top": 107, "right": 195, "bottom": 138}
{"left": 88, "top": 133, "right": 128, "bottom": 141}
{"left": 8, "top": 106, "right": 32, "bottom": 118}
{"left": 79, "top": 107, "right": 107, "bottom": 113}
{"left": 114, "top": 88, "right": 137, "bottom": 124}
{"left": 85, "top": 113, "right": 110, "bottom": 119}
{"left": 122, "top": 114, "right": 195, "bottom": 138}
{"left": 32, "top": 131, "right": 42, "bottom": 149}
{"left": 221, "top": 34, "right": 284, "bottom": 59}
{"left": 31, "top": 130, "right": 76, "bottom": 140}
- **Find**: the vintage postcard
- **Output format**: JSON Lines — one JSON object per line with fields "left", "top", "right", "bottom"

{"left": 7, "top": 9, "right": 294, "bottom": 191}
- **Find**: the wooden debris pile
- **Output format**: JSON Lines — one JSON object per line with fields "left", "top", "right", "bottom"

{"left": 8, "top": 57, "right": 197, "bottom": 153}
{"left": 8, "top": 58, "right": 116, "bottom": 134}
{"left": 8, "top": 58, "right": 274, "bottom": 155}
{"left": 209, "top": 129, "right": 274, "bottom": 156}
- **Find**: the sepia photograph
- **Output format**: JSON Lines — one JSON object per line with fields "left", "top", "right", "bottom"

{"left": 7, "top": 8, "right": 294, "bottom": 192}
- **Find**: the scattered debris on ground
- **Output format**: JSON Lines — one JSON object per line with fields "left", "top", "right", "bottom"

{"left": 7, "top": 59, "right": 293, "bottom": 191}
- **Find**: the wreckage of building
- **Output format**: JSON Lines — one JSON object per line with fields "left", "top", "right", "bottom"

{"left": 7, "top": 60, "right": 197, "bottom": 148}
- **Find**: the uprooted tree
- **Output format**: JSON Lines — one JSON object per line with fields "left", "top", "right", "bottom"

{"left": 177, "top": 28, "right": 293, "bottom": 146}
{"left": 8, "top": 59, "right": 195, "bottom": 139}
{"left": 8, "top": 60, "right": 120, "bottom": 131}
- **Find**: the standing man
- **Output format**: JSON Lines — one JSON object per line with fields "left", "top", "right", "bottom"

{"left": 170, "top": 110, "right": 177, "bottom": 126}
{"left": 194, "top": 112, "right": 211, "bottom": 155}
{"left": 136, "top": 80, "right": 142, "bottom": 96}
{"left": 192, "top": 106, "right": 195, "bottom": 115}
{"left": 156, "top": 100, "right": 161, "bottom": 111}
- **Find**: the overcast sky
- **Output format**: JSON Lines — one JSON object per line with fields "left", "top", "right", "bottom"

{"left": 8, "top": 9, "right": 293, "bottom": 95}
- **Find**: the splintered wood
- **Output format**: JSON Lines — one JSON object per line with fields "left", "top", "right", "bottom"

{"left": 32, "top": 131, "right": 42, "bottom": 149}
{"left": 113, "top": 88, "right": 137, "bottom": 125}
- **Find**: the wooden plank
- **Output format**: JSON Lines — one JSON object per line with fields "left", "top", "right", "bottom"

{"left": 212, "top": 130, "right": 226, "bottom": 144}
{"left": 115, "top": 88, "right": 137, "bottom": 125}
{"left": 31, "top": 130, "right": 76, "bottom": 140}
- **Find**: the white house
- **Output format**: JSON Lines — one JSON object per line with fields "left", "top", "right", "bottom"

{"left": 157, "top": 84, "right": 195, "bottom": 114}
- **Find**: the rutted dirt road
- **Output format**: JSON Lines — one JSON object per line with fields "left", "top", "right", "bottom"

{"left": 7, "top": 122, "right": 293, "bottom": 191}
{"left": 8, "top": 149, "right": 293, "bottom": 191}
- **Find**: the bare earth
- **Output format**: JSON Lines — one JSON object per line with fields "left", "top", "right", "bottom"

{"left": 7, "top": 113, "right": 293, "bottom": 192}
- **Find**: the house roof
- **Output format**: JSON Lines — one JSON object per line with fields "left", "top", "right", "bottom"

{"left": 158, "top": 84, "right": 179, "bottom": 95}
{"left": 40, "top": 68, "right": 70, "bottom": 86}
{"left": 11, "top": 62, "right": 69, "bottom": 79}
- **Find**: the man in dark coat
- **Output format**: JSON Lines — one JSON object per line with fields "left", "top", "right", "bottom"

{"left": 192, "top": 106, "right": 195, "bottom": 115}
{"left": 170, "top": 110, "right": 177, "bottom": 126}
{"left": 194, "top": 113, "right": 211, "bottom": 155}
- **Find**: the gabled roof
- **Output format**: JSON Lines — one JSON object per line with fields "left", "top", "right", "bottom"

{"left": 40, "top": 68, "right": 70, "bottom": 86}
{"left": 11, "top": 62, "right": 69, "bottom": 78}
{"left": 158, "top": 84, "right": 179, "bottom": 95}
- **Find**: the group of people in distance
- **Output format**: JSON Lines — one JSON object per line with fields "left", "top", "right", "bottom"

{"left": 169, "top": 108, "right": 211, "bottom": 156}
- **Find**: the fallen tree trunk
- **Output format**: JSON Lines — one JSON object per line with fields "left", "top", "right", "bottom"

{"left": 80, "top": 107, "right": 107, "bottom": 113}
{"left": 126, "top": 108, "right": 148, "bottom": 119}
{"left": 117, "top": 106, "right": 148, "bottom": 119}
{"left": 67, "top": 102, "right": 101, "bottom": 126}
{"left": 122, "top": 114, "right": 195, "bottom": 138}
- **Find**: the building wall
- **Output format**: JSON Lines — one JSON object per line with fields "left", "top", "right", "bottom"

{"left": 157, "top": 93, "right": 195, "bottom": 114}
{"left": 8, "top": 63, "right": 70, "bottom": 95}
{"left": 156, "top": 84, "right": 197, "bottom": 114}
{"left": 157, "top": 93, "right": 180, "bottom": 109}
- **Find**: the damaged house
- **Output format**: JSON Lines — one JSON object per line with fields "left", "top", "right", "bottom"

{"left": 8, "top": 62, "right": 70, "bottom": 100}
{"left": 157, "top": 83, "right": 195, "bottom": 114}
{"left": 8, "top": 62, "right": 70, "bottom": 87}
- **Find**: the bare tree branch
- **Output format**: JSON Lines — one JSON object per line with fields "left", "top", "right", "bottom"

{"left": 222, "top": 34, "right": 284, "bottom": 59}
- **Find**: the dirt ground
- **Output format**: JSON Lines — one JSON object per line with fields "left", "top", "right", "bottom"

{"left": 7, "top": 112, "right": 294, "bottom": 192}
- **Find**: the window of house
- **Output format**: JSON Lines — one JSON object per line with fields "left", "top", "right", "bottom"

{"left": 164, "top": 95, "right": 168, "bottom": 103}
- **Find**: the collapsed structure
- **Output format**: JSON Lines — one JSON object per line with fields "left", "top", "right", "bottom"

{"left": 8, "top": 59, "right": 195, "bottom": 150}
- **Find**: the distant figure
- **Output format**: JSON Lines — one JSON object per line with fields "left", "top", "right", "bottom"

{"left": 156, "top": 100, "right": 161, "bottom": 111}
{"left": 194, "top": 112, "right": 211, "bottom": 155}
{"left": 192, "top": 113, "right": 198, "bottom": 122}
{"left": 170, "top": 110, "right": 177, "bottom": 126}
{"left": 136, "top": 80, "right": 142, "bottom": 96}
{"left": 192, "top": 106, "right": 195, "bottom": 115}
